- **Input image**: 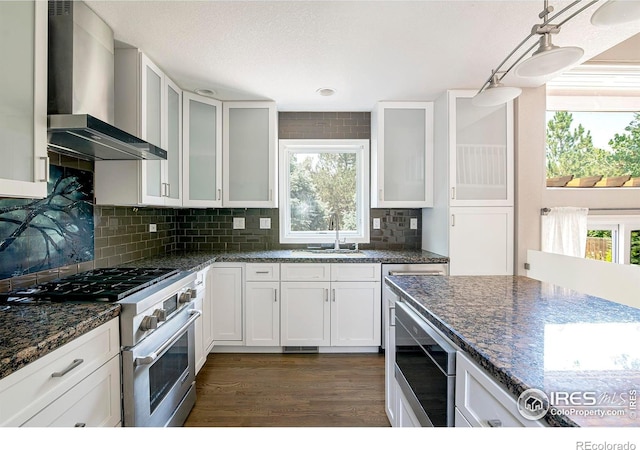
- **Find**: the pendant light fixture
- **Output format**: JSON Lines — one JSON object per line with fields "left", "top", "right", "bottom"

{"left": 591, "top": 0, "right": 640, "bottom": 25}
{"left": 471, "top": 74, "right": 522, "bottom": 107}
{"left": 472, "top": 0, "right": 638, "bottom": 107}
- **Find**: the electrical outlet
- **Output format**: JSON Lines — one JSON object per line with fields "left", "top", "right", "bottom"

{"left": 149, "top": 224, "right": 157, "bottom": 232}
{"left": 260, "top": 218, "right": 271, "bottom": 229}
{"left": 410, "top": 218, "right": 418, "bottom": 230}
{"left": 233, "top": 217, "right": 245, "bottom": 230}
{"left": 373, "top": 218, "right": 381, "bottom": 229}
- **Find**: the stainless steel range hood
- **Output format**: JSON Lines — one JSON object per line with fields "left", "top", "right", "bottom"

{"left": 47, "top": 0, "right": 166, "bottom": 161}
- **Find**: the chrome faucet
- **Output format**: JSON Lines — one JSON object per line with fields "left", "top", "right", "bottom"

{"left": 329, "top": 212, "right": 341, "bottom": 250}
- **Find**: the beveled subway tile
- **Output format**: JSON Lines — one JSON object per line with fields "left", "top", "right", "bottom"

{"left": 37, "top": 269, "right": 60, "bottom": 284}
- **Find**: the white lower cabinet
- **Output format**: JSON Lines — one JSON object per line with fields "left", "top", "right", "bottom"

{"left": 383, "top": 284, "right": 398, "bottom": 425}
{"left": 194, "top": 266, "right": 210, "bottom": 374}
{"left": 0, "top": 318, "right": 121, "bottom": 427}
{"left": 395, "top": 379, "right": 421, "bottom": 427}
{"left": 279, "top": 263, "right": 381, "bottom": 348}
{"left": 280, "top": 281, "right": 331, "bottom": 346}
{"left": 21, "top": 356, "right": 121, "bottom": 427}
{"left": 209, "top": 264, "right": 243, "bottom": 344}
{"left": 455, "top": 352, "right": 545, "bottom": 427}
{"left": 246, "top": 281, "right": 280, "bottom": 346}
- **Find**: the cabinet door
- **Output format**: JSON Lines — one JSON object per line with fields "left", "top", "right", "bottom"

{"left": 223, "top": 101, "right": 277, "bottom": 207}
{"left": 210, "top": 266, "right": 243, "bottom": 342}
{"left": 139, "top": 54, "right": 164, "bottom": 204}
{"left": 0, "top": 0, "right": 48, "bottom": 199}
{"left": 371, "top": 102, "right": 433, "bottom": 208}
{"left": 193, "top": 288, "right": 205, "bottom": 374}
{"left": 449, "top": 90, "right": 513, "bottom": 207}
{"left": 384, "top": 285, "right": 398, "bottom": 425}
{"left": 331, "top": 282, "right": 381, "bottom": 346}
{"left": 449, "top": 207, "right": 514, "bottom": 275}
{"left": 200, "top": 267, "right": 214, "bottom": 354}
{"left": 280, "top": 282, "right": 330, "bottom": 346}
{"left": 183, "top": 92, "right": 222, "bottom": 207}
{"left": 245, "top": 282, "right": 280, "bottom": 346}
{"left": 162, "top": 77, "right": 182, "bottom": 206}
{"left": 395, "top": 379, "right": 421, "bottom": 427}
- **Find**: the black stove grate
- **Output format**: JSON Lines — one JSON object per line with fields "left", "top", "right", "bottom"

{"left": 0, "top": 267, "right": 180, "bottom": 303}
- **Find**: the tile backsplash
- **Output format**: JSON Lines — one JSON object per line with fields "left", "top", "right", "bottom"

{"left": 1, "top": 112, "right": 423, "bottom": 288}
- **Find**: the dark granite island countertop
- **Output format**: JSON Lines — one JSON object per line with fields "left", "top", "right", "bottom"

{"left": 0, "top": 302, "right": 121, "bottom": 381}
{"left": 385, "top": 275, "right": 640, "bottom": 428}
{"left": 121, "top": 249, "right": 449, "bottom": 272}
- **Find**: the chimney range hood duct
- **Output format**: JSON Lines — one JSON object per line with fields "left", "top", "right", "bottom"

{"left": 47, "top": 0, "right": 166, "bottom": 161}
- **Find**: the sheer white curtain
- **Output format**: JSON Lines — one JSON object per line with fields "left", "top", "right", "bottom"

{"left": 541, "top": 207, "right": 589, "bottom": 257}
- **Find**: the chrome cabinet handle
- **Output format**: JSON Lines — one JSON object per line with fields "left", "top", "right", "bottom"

{"left": 451, "top": 214, "right": 455, "bottom": 227}
{"left": 51, "top": 358, "right": 84, "bottom": 378}
{"left": 217, "top": 188, "right": 221, "bottom": 201}
{"left": 389, "top": 306, "right": 395, "bottom": 327}
{"left": 255, "top": 271, "right": 270, "bottom": 274}
{"left": 324, "top": 289, "right": 328, "bottom": 302}
{"left": 379, "top": 189, "right": 383, "bottom": 201}
{"left": 75, "top": 423, "right": 86, "bottom": 427}
{"left": 274, "top": 288, "right": 278, "bottom": 302}
{"left": 451, "top": 187, "right": 456, "bottom": 200}
{"left": 332, "top": 289, "right": 336, "bottom": 302}
{"left": 134, "top": 310, "right": 201, "bottom": 366}
{"left": 487, "top": 419, "right": 502, "bottom": 427}
{"left": 39, "top": 156, "right": 50, "bottom": 182}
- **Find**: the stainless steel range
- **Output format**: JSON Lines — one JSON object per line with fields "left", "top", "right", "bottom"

{"left": 1, "top": 267, "right": 199, "bottom": 427}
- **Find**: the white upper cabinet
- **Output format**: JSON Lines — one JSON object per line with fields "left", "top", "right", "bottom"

{"left": 448, "top": 90, "right": 514, "bottom": 207}
{"left": 182, "top": 92, "right": 222, "bottom": 207}
{"left": 223, "top": 101, "right": 278, "bottom": 208}
{"left": 0, "top": 0, "right": 48, "bottom": 199}
{"left": 95, "top": 49, "right": 182, "bottom": 206}
{"left": 371, "top": 102, "right": 434, "bottom": 208}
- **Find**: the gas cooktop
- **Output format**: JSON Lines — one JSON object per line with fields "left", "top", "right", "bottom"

{"left": 0, "top": 267, "right": 180, "bottom": 303}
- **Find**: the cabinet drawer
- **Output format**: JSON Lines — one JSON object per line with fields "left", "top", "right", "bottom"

{"left": 22, "top": 355, "right": 121, "bottom": 427}
{"left": 246, "top": 263, "right": 280, "bottom": 281}
{"left": 0, "top": 318, "right": 120, "bottom": 426}
{"left": 455, "top": 352, "right": 544, "bottom": 427}
{"left": 281, "top": 263, "right": 330, "bottom": 281}
{"left": 331, "top": 263, "right": 381, "bottom": 281}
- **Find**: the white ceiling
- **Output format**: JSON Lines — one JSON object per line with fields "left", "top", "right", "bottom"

{"left": 85, "top": 1, "right": 640, "bottom": 112}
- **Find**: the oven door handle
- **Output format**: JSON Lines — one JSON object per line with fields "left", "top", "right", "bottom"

{"left": 134, "top": 309, "right": 202, "bottom": 367}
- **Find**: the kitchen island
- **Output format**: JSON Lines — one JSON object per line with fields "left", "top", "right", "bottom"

{"left": 385, "top": 275, "right": 640, "bottom": 427}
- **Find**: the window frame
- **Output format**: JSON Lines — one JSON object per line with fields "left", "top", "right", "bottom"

{"left": 587, "top": 215, "right": 640, "bottom": 265}
{"left": 278, "top": 139, "right": 370, "bottom": 245}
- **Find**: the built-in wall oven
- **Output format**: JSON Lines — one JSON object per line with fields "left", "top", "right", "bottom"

{"left": 394, "top": 296, "right": 456, "bottom": 427}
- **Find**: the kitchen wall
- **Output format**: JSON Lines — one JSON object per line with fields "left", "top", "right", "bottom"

{"left": 1, "top": 111, "right": 422, "bottom": 288}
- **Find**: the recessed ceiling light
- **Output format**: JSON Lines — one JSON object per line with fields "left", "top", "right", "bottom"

{"left": 316, "top": 87, "right": 336, "bottom": 97}
{"left": 195, "top": 88, "right": 217, "bottom": 97}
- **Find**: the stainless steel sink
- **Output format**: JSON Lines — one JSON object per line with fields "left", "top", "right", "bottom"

{"left": 293, "top": 249, "right": 366, "bottom": 258}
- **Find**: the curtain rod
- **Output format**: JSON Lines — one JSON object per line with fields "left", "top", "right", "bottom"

{"left": 540, "top": 207, "right": 640, "bottom": 215}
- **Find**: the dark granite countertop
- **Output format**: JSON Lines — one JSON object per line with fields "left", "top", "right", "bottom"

{"left": 385, "top": 275, "right": 640, "bottom": 427}
{"left": 0, "top": 302, "right": 121, "bottom": 381}
{"left": 121, "top": 249, "right": 449, "bottom": 272}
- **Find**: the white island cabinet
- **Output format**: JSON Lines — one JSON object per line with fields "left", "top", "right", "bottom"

{"left": 423, "top": 90, "right": 514, "bottom": 276}
{"left": 95, "top": 49, "right": 182, "bottom": 207}
{"left": 0, "top": 318, "right": 121, "bottom": 427}
{"left": 371, "top": 102, "right": 434, "bottom": 208}
{"left": 0, "top": 0, "right": 48, "bottom": 199}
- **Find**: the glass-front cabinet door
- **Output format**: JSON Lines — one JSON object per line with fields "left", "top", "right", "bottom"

{"left": 140, "top": 54, "right": 164, "bottom": 204}
{"left": 0, "top": 0, "right": 48, "bottom": 199}
{"left": 223, "top": 102, "right": 277, "bottom": 208}
{"left": 163, "top": 78, "right": 182, "bottom": 206}
{"left": 371, "top": 102, "right": 434, "bottom": 208}
{"left": 182, "top": 92, "right": 222, "bottom": 207}
{"left": 449, "top": 91, "right": 514, "bottom": 207}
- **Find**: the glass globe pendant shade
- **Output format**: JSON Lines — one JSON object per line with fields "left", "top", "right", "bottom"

{"left": 515, "top": 34, "right": 584, "bottom": 78}
{"left": 472, "top": 76, "right": 522, "bottom": 106}
{"left": 591, "top": 0, "right": 640, "bottom": 25}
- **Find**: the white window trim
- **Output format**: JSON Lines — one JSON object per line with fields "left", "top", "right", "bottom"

{"left": 278, "top": 139, "right": 370, "bottom": 245}
{"left": 588, "top": 215, "right": 640, "bottom": 265}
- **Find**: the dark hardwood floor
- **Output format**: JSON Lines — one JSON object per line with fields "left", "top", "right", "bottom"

{"left": 184, "top": 352, "right": 390, "bottom": 427}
